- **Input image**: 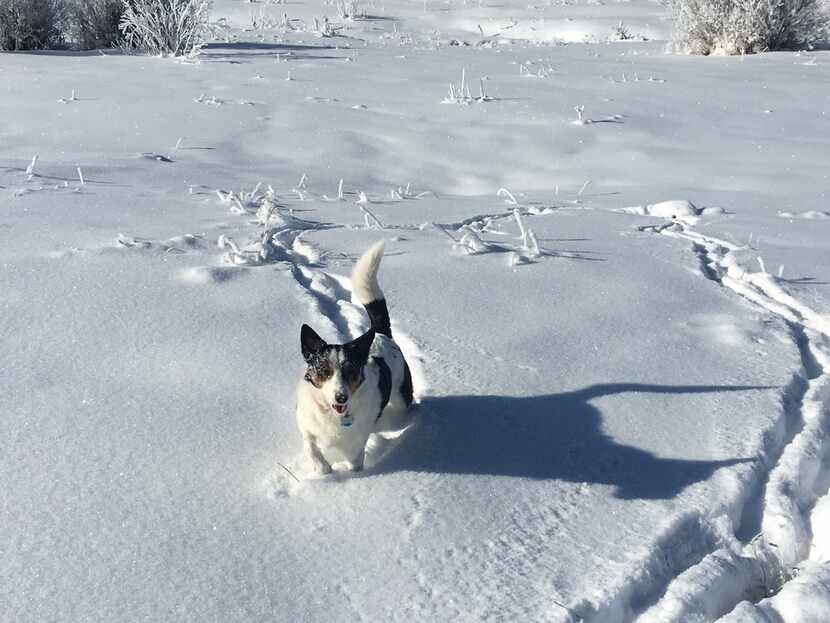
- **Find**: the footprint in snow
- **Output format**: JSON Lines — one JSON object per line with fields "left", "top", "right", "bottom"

{"left": 115, "top": 233, "right": 207, "bottom": 255}
{"left": 178, "top": 265, "right": 249, "bottom": 285}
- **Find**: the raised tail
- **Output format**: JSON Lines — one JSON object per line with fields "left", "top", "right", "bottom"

{"left": 351, "top": 240, "right": 392, "bottom": 337}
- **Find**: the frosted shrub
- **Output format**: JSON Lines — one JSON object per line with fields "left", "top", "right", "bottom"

{"left": 0, "top": 0, "right": 66, "bottom": 50}
{"left": 70, "top": 0, "right": 123, "bottom": 49}
{"left": 669, "top": 0, "right": 830, "bottom": 54}
{"left": 120, "top": 0, "right": 211, "bottom": 56}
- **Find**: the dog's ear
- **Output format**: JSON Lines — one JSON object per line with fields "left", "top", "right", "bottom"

{"left": 301, "top": 324, "right": 327, "bottom": 362}
{"left": 345, "top": 329, "right": 375, "bottom": 364}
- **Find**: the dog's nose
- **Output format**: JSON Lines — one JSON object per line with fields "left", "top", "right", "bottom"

{"left": 334, "top": 392, "right": 348, "bottom": 404}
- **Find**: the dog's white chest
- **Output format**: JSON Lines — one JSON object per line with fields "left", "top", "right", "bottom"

{"left": 296, "top": 375, "right": 378, "bottom": 449}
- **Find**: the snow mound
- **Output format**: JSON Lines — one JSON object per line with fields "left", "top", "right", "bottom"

{"left": 618, "top": 199, "right": 703, "bottom": 221}
{"left": 810, "top": 495, "right": 830, "bottom": 562}
{"left": 643, "top": 200, "right": 699, "bottom": 218}
{"left": 720, "top": 561, "right": 830, "bottom": 622}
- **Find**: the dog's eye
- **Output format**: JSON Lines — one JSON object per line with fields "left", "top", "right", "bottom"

{"left": 341, "top": 363, "right": 359, "bottom": 380}
{"left": 310, "top": 360, "right": 332, "bottom": 380}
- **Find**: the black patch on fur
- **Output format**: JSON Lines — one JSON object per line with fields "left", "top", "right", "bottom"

{"left": 400, "top": 360, "right": 414, "bottom": 407}
{"left": 343, "top": 329, "right": 375, "bottom": 365}
{"left": 300, "top": 325, "right": 336, "bottom": 387}
{"left": 338, "top": 344, "right": 365, "bottom": 389}
{"left": 364, "top": 299, "right": 392, "bottom": 338}
{"left": 373, "top": 356, "right": 392, "bottom": 420}
{"left": 300, "top": 324, "right": 327, "bottom": 363}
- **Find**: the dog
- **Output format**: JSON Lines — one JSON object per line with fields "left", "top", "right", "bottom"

{"left": 296, "top": 241, "right": 414, "bottom": 474}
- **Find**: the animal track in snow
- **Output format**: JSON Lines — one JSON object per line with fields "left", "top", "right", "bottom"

{"left": 605, "top": 208, "right": 830, "bottom": 622}
{"left": 178, "top": 265, "right": 250, "bottom": 285}
{"left": 115, "top": 233, "right": 207, "bottom": 255}
{"left": 778, "top": 210, "right": 830, "bottom": 220}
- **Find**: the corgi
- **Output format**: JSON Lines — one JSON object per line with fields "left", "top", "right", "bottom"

{"left": 296, "top": 241, "right": 414, "bottom": 474}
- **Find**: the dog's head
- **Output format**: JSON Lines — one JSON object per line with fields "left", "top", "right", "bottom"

{"left": 301, "top": 324, "right": 375, "bottom": 418}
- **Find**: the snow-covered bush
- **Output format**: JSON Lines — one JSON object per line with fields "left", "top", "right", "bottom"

{"left": 120, "top": 0, "right": 211, "bottom": 56}
{"left": 669, "top": 0, "right": 830, "bottom": 54}
{"left": 0, "top": 0, "right": 66, "bottom": 50}
{"left": 69, "top": 0, "right": 123, "bottom": 49}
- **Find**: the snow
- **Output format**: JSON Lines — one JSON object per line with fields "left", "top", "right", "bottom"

{"left": 779, "top": 210, "right": 830, "bottom": 220}
{"left": 720, "top": 562, "right": 830, "bottom": 623}
{"left": 618, "top": 199, "right": 702, "bottom": 221}
{"left": 2, "top": 2, "right": 830, "bottom": 622}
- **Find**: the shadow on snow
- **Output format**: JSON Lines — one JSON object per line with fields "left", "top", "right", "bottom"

{"left": 373, "top": 382, "right": 769, "bottom": 500}
{"left": 203, "top": 42, "right": 336, "bottom": 51}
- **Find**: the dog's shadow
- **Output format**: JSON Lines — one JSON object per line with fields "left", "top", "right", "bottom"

{"left": 370, "top": 383, "right": 768, "bottom": 500}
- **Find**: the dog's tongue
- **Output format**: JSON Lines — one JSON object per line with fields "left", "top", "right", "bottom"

{"left": 332, "top": 404, "right": 347, "bottom": 416}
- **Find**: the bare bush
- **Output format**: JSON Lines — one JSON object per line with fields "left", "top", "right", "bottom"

{"left": 120, "top": 0, "right": 211, "bottom": 56}
{"left": 70, "top": 0, "right": 123, "bottom": 49}
{"left": 0, "top": 0, "right": 66, "bottom": 50}
{"left": 669, "top": 0, "right": 830, "bottom": 54}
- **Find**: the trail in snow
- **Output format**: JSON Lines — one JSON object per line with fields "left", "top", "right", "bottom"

{"left": 623, "top": 216, "right": 830, "bottom": 622}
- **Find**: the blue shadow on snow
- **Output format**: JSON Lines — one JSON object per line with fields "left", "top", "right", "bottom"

{"left": 373, "top": 383, "right": 768, "bottom": 500}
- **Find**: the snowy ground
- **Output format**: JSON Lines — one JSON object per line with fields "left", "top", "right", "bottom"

{"left": 2, "top": 1, "right": 830, "bottom": 621}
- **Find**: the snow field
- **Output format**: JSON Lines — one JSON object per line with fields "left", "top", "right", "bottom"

{"left": 2, "top": 8, "right": 830, "bottom": 622}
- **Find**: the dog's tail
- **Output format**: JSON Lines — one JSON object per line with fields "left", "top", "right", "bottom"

{"left": 351, "top": 240, "right": 392, "bottom": 337}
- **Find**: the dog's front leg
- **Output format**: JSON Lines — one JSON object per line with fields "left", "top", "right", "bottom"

{"left": 346, "top": 447, "right": 365, "bottom": 472}
{"left": 303, "top": 435, "right": 332, "bottom": 475}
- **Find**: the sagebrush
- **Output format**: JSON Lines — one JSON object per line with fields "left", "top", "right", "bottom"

{"left": 670, "top": 0, "right": 830, "bottom": 54}
{"left": 120, "top": 0, "right": 211, "bottom": 56}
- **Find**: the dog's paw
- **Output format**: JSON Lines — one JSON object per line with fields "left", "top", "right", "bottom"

{"left": 336, "top": 459, "right": 364, "bottom": 473}
{"left": 312, "top": 461, "right": 333, "bottom": 476}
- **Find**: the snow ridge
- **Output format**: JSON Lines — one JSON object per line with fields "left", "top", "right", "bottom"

{"left": 624, "top": 219, "right": 830, "bottom": 622}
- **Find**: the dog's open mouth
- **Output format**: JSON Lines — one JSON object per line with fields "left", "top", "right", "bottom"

{"left": 332, "top": 404, "right": 348, "bottom": 416}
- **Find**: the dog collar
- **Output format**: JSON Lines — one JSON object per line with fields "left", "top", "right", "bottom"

{"left": 341, "top": 414, "right": 353, "bottom": 427}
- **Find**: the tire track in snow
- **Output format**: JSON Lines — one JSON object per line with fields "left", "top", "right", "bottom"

{"left": 621, "top": 219, "right": 830, "bottom": 622}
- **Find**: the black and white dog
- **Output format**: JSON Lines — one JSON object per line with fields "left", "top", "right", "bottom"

{"left": 296, "top": 241, "right": 414, "bottom": 474}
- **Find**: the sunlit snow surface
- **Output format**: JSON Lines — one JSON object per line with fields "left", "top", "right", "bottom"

{"left": 2, "top": 4, "right": 830, "bottom": 622}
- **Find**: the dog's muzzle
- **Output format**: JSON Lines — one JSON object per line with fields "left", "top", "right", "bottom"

{"left": 332, "top": 404, "right": 348, "bottom": 416}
